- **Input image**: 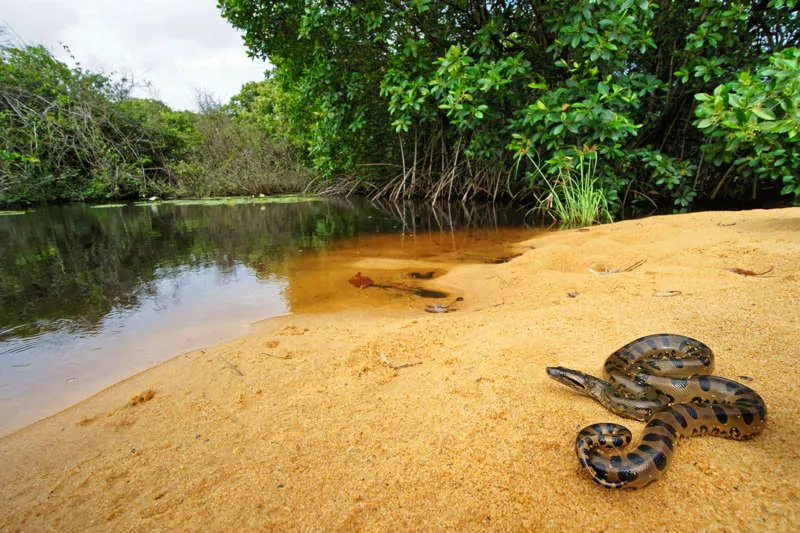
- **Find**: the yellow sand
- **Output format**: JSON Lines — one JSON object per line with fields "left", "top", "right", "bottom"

{"left": 1, "top": 208, "right": 799, "bottom": 532}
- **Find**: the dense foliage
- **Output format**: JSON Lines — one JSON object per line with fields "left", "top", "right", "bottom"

{"left": 219, "top": 0, "right": 799, "bottom": 215}
{"left": 0, "top": 43, "right": 309, "bottom": 206}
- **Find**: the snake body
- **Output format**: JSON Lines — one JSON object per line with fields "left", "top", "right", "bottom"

{"left": 546, "top": 334, "right": 766, "bottom": 489}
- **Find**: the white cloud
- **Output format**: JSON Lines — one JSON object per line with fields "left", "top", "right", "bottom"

{"left": 0, "top": 0, "right": 268, "bottom": 110}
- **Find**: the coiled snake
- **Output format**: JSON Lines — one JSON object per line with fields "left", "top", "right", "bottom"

{"left": 546, "top": 334, "right": 767, "bottom": 489}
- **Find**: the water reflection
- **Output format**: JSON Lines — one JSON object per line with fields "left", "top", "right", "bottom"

{"left": 1, "top": 199, "right": 381, "bottom": 340}
{"left": 0, "top": 264, "right": 287, "bottom": 434}
{"left": 0, "top": 198, "right": 534, "bottom": 434}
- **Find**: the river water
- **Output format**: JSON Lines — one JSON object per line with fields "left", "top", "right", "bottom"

{"left": 0, "top": 197, "right": 541, "bottom": 435}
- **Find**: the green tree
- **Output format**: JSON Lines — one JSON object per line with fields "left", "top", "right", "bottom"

{"left": 0, "top": 44, "right": 192, "bottom": 204}
{"left": 694, "top": 47, "right": 800, "bottom": 202}
{"left": 169, "top": 107, "right": 310, "bottom": 197}
{"left": 0, "top": 42, "right": 311, "bottom": 206}
{"left": 219, "top": 0, "right": 799, "bottom": 212}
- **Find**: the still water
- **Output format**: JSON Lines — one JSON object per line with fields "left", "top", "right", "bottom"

{"left": 0, "top": 198, "right": 538, "bottom": 435}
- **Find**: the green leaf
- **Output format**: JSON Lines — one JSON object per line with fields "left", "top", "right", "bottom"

{"left": 752, "top": 107, "right": 776, "bottom": 120}
{"left": 727, "top": 94, "right": 743, "bottom": 108}
{"left": 696, "top": 118, "right": 715, "bottom": 130}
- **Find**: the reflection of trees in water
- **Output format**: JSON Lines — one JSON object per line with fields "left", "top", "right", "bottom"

{"left": 0, "top": 199, "right": 528, "bottom": 340}
{"left": 0, "top": 201, "right": 387, "bottom": 339}
{"left": 368, "top": 199, "right": 529, "bottom": 235}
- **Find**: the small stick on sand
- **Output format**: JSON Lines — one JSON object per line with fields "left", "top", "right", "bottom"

{"left": 377, "top": 353, "right": 422, "bottom": 370}
{"left": 621, "top": 259, "right": 647, "bottom": 272}
{"left": 261, "top": 352, "right": 292, "bottom": 360}
{"left": 472, "top": 301, "right": 505, "bottom": 312}
{"left": 653, "top": 290, "right": 682, "bottom": 297}
{"left": 218, "top": 355, "right": 245, "bottom": 376}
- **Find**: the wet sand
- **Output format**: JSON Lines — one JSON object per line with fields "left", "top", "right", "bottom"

{"left": 1, "top": 208, "right": 798, "bottom": 531}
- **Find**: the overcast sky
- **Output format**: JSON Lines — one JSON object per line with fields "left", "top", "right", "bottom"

{"left": 1, "top": 0, "right": 268, "bottom": 110}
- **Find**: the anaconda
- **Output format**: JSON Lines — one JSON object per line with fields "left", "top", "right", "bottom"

{"left": 546, "top": 333, "right": 767, "bottom": 489}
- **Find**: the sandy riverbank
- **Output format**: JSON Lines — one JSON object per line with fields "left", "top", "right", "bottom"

{"left": 1, "top": 208, "right": 798, "bottom": 531}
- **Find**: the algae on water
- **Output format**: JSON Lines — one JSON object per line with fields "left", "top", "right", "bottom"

{"left": 133, "top": 195, "right": 320, "bottom": 207}
{"left": 90, "top": 204, "right": 128, "bottom": 209}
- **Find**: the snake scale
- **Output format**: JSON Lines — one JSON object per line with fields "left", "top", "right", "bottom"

{"left": 546, "top": 334, "right": 767, "bottom": 489}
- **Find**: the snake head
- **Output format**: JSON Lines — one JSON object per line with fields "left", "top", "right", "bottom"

{"left": 546, "top": 366, "right": 598, "bottom": 396}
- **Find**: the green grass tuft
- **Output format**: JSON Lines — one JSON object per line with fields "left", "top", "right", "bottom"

{"left": 522, "top": 148, "right": 612, "bottom": 228}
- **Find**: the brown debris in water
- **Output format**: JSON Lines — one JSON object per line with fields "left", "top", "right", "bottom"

{"left": 348, "top": 272, "right": 375, "bottom": 288}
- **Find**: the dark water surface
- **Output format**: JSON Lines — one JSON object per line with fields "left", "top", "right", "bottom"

{"left": 0, "top": 198, "right": 536, "bottom": 435}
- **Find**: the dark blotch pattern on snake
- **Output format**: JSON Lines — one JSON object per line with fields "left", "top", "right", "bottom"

{"left": 546, "top": 334, "right": 767, "bottom": 489}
